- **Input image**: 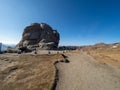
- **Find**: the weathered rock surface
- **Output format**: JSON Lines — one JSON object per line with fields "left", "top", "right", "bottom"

{"left": 16, "top": 23, "right": 60, "bottom": 51}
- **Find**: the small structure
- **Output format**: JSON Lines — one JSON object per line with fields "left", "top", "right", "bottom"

{"left": 0, "top": 43, "right": 2, "bottom": 53}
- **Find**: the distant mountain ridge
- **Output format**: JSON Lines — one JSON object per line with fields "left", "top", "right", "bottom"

{"left": 1, "top": 44, "right": 16, "bottom": 51}
{"left": 80, "top": 42, "right": 120, "bottom": 51}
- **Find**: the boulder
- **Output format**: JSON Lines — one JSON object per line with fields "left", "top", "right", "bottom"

{"left": 16, "top": 23, "right": 60, "bottom": 51}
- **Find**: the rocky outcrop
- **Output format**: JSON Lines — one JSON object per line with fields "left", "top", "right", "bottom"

{"left": 16, "top": 23, "right": 60, "bottom": 51}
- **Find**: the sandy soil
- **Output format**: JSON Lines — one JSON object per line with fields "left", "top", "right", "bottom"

{"left": 0, "top": 53, "right": 65, "bottom": 90}
{"left": 1, "top": 50, "right": 120, "bottom": 90}
{"left": 56, "top": 52, "right": 120, "bottom": 90}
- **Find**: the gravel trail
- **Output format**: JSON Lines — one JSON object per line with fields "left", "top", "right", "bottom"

{"left": 56, "top": 52, "right": 120, "bottom": 90}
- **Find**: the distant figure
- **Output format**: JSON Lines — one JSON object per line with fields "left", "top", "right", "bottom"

{"left": 34, "top": 49, "right": 37, "bottom": 54}
{"left": 48, "top": 51, "right": 51, "bottom": 55}
{"left": 57, "top": 51, "right": 59, "bottom": 54}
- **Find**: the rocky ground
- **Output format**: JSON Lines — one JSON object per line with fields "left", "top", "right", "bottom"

{"left": 0, "top": 52, "right": 65, "bottom": 90}
{"left": 0, "top": 47, "right": 120, "bottom": 90}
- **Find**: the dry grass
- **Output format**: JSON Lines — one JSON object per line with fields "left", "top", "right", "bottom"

{"left": 0, "top": 54, "right": 65, "bottom": 90}
{"left": 84, "top": 48, "right": 120, "bottom": 68}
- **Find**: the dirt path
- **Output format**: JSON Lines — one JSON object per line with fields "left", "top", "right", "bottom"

{"left": 56, "top": 52, "right": 120, "bottom": 90}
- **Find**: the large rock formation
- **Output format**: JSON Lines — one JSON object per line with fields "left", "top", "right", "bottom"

{"left": 16, "top": 23, "right": 60, "bottom": 51}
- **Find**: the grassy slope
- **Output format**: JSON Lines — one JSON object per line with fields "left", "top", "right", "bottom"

{"left": 82, "top": 46, "right": 120, "bottom": 68}
{"left": 0, "top": 54, "right": 65, "bottom": 90}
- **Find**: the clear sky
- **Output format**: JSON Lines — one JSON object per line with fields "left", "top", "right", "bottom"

{"left": 0, "top": 0, "right": 120, "bottom": 45}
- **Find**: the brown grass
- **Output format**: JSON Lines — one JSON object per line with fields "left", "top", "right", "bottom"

{"left": 85, "top": 48, "right": 120, "bottom": 68}
{"left": 0, "top": 54, "right": 65, "bottom": 90}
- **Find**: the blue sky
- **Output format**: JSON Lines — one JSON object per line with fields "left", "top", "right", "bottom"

{"left": 0, "top": 0, "right": 120, "bottom": 45}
